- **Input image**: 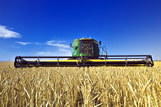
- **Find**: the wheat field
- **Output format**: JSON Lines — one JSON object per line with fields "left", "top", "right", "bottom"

{"left": 0, "top": 61, "right": 161, "bottom": 107}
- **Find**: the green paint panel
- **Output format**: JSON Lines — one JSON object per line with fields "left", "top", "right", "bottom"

{"left": 72, "top": 39, "right": 80, "bottom": 57}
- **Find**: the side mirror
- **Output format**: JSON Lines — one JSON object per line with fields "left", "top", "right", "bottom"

{"left": 99, "top": 41, "right": 101, "bottom": 45}
{"left": 70, "top": 43, "right": 72, "bottom": 47}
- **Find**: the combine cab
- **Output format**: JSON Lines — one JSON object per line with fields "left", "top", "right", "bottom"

{"left": 14, "top": 38, "right": 154, "bottom": 67}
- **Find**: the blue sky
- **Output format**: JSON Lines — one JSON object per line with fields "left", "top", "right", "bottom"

{"left": 0, "top": 0, "right": 161, "bottom": 61}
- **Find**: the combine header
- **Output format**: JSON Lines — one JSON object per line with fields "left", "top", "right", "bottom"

{"left": 14, "top": 38, "right": 154, "bottom": 67}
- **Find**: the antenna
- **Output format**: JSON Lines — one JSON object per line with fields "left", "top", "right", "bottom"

{"left": 70, "top": 43, "right": 72, "bottom": 54}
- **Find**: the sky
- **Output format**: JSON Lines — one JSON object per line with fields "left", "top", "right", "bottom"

{"left": 0, "top": 0, "right": 161, "bottom": 61}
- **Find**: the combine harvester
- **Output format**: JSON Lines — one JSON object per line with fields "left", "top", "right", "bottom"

{"left": 14, "top": 38, "right": 154, "bottom": 67}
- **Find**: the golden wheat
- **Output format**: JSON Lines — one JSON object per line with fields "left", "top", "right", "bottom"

{"left": 0, "top": 62, "right": 161, "bottom": 106}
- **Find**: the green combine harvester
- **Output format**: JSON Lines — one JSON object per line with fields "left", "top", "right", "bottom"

{"left": 14, "top": 38, "right": 154, "bottom": 67}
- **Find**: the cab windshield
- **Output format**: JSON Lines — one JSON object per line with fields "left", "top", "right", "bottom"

{"left": 80, "top": 40, "right": 93, "bottom": 54}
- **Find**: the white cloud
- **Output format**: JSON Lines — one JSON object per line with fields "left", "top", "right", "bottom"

{"left": 15, "top": 41, "right": 31, "bottom": 45}
{"left": 57, "top": 40, "right": 66, "bottom": 43}
{"left": 36, "top": 51, "right": 71, "bottom": 60}
{"left": 36, "top": 50, "right": 71, "bottom": 56}
{"left": 16, "top": 42, "right": 42, "bottom": 45}
{"left": 59, "top": 48, "right": 70, "bottom": 52}
{"left": 46, "top": 40, "right": 70, "bottom": 48}
{"left": 37, "top": 40, "right": 71, "bottom": 57}
{"left": 36, "top": 52, "right": 53, "bottom": 56}
{"left": 0, "top": 25, "right": 21, "bottom": 38}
